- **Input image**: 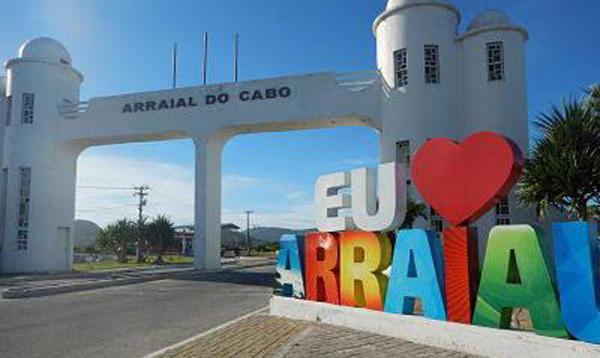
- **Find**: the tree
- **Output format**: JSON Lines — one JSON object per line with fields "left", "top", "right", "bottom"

{"left": 96, "top": 219, "right": 137, "bottom": 263}
{"left": 518, "top": 87, "right": 600, "bottom": 220}
{"left": 401, "top": 197, "right": 429, "bottom": 229}
{"left": 586, "top": 84, "right": 600, "bottom": 114}
{"left": 146, "top": 215, "right": 175, "bottom": 264}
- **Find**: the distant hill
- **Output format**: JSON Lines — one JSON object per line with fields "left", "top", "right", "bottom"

{"left": 220, "top": 226, "right": 314, "bottom": 248}
{"left": 249, "top": 227, "right": 315, "bottom": 244}
{"left": 221, "top": 229, "right": 248, "bottom": 248}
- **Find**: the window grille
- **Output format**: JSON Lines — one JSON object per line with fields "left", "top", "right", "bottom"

{"left": 394, "top": 49, "right": 408, "bottom": 88}
{"left": 17, "top": 167, "right": 31, "bottom": 250}
{"left": 17, "top": 230, "right": 28, "bottom": 251}
{"left": 22, "top": 93, "right": 34, "bottom": 124}
{"left": 495, "top": 196, "right": 510, "bottom": 226}
{"left": 487, "top": 42, "right": 504, "bottom": 81}
{"left": 430, "top": 207, "right": 443, "bottom": 232}
{"left": 6, "top": 95, "right": 12, "bottom": 126}
{"left": 424, "top": 45, "right": 440, "bottom": 84}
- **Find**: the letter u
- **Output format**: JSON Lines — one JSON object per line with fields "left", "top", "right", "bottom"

{"left": 553, "top": 221, "right": 600, "bottom": 344}
{"left": 350, "top": 162, "right": 407, "bottom": 232}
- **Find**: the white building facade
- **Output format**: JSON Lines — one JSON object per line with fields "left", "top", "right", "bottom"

{"left": 0, "top": 0, "right": 531, "bottom": 273}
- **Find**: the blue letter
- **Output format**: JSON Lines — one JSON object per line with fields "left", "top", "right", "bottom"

{"left": 276, "top": 235, "right": 305, "bottom": 299}
{"left": 553, "top": 221, "right": 600, "bottom": 343}
{"left": 384, "top": 229, "right": 446, "bottom": 320}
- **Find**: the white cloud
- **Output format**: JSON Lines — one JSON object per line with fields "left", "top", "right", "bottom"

{"left": 222, "top": 174, "right": 264, "bottom": 193}
{"left": 340, "top": 158, "right": 378, "bottom": 168}
{"left": 286, "top": 190, "right": 306, "bottom": 200}
{"left": 76, "top": 153, "right": 315, "bottom": 229}
{"left": 76, "top": 153, "right": 195, "bottom": 227}
{"left": 222, "top": 202, "right": 315, "bottom": 230}
{"left": 36, "top": 0, "right": 99, "bottom": 40}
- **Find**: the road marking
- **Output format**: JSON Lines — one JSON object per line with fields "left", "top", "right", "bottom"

{"left": 141, "top": 305, "right": 269, "bottom": 358}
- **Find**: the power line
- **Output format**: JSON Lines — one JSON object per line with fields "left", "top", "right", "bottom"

{"left": 77, "top": 185, "right": 134, "bottom": 190}
{"left": 76, "top": 205, "right": 138, "bottom": 213}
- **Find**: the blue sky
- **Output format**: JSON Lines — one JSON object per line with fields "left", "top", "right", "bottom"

{"left": 1, "top": 0, "right": 598, "bottom": 228}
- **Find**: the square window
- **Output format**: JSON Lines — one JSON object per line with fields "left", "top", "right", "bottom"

{"left": 396, "top": 140, "right": 410, "bottom": 164}
{"left": 430, "top": 207, "right": 443, "bottom": 232}
{"left": 17, "top": 230, "right": 28, "bottom": 250}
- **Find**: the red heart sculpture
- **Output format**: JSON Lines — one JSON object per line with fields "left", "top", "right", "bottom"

{"left": 411, "top": 132, "right": 524, "bottom": 227}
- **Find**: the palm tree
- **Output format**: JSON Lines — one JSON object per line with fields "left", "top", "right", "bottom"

{"left": 586, "top": 85, "right": 600, "bottom": 114}
{"left": 402, "top": 197, "right": 429, "bottom": 229}
{"left": 518, "top": 87, "right": 600, "bottom": 220}
{"left": 147, "top": 215, "right": 175, "bottom": 264}
{"left": 96, "top": 219, "right": 137, "bottom": 263}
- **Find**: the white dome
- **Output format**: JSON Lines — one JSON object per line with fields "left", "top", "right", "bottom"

{"left": 467, "top": 10, "right": 511, "bottom": 31}
{"left": 18, "top": 37, "right": 72, "bottom": 66}
{"left": 386, "top": 0, "right": 453, "bottom": 10}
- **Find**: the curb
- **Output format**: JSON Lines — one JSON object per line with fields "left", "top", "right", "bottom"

{"left": 0, "top": 263, "right": 195, "bottom": 286}
{"left": 270, "top": 296, "right": 600, "bottom": 358}
{"left": 142, "top": 306, "right": 269, "bottom": 358}
{"left": 2, "top": 260, "right": 275, "bottom": 299}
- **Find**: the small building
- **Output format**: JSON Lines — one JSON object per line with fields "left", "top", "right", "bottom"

{"left": 173, "top": 225, "right": 194, "bottom": 256}
{"left": 173, "top": 223, "right": 243, "bottom": 256}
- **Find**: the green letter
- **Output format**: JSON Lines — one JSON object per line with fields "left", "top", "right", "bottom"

{"left": 473, "top": 225, "right": 568, "bottom": 338}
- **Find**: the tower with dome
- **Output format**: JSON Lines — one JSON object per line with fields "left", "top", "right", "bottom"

{"left": 0, "top": 1, "right": 531, "bottom": 273}
{"left": 374, "top": 0, "right": 531, "bottom": 250}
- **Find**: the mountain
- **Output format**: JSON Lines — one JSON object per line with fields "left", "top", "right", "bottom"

{"left": 248, "top": 227, "right": 315, "bottom": 244}
{"left": 220, "top": 226, "right": 315, "bottom": 249}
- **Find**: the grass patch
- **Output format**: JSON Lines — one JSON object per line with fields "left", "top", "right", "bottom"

{"left": 73, "top": 255, "right": 193, "bottom": 272}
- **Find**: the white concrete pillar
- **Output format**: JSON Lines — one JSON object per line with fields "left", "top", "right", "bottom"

{"left": 193, "top": 135, "right": 225, "bottom": 270}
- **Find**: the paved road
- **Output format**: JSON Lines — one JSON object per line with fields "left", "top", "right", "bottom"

{"left": 0, "top": 265, "right": 275, "bottom": 358}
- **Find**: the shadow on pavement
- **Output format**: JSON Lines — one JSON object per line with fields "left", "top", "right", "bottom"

{"left": 178, "top": 269, "right": 276, "bottom": 288}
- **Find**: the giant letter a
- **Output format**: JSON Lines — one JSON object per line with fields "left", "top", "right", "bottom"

{"left": 472, "top": 225, "right": 568, "bottom": 338}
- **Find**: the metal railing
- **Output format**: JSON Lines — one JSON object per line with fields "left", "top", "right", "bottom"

{"left": 58, "top": 101, "right": 89, "bottom": 119}
{"left": 335, "top": 70, "right": 381, "bottom": 92}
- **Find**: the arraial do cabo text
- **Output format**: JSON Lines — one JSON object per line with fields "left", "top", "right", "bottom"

{"left": 121, "top": 87, "right": 292, "bottom": 114}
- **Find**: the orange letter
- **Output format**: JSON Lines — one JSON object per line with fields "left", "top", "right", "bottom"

{"left": 340, "top": 231, "right": 392, "bottom": 311}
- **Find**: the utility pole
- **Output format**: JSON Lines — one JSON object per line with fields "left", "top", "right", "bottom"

{"left": 134, "top": 185, "right": 150, "bottom": 262}
{"left": 172, "top": 42, "right": 178, "bottom": 89}
{"left": 233, "top": 33, "right": 239, "bottom": 82}
{"left": 245, "top": 210, "right": 253, "bottom": 255}
{"left": 203, "top": 32, "right": 209, "bottom": 85}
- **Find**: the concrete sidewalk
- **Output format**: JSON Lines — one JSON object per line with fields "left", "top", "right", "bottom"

{"left": 1, "top": 257, "right": 275, "bottom": 299}
{"left": 156, "top": 314, "right": 475, "bottom": 358}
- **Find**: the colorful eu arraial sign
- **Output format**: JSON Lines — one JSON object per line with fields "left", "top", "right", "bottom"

{"left": 275, "top": 131, "right": 600, "bottom": 345}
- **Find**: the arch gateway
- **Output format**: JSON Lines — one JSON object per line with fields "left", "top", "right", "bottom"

{"left": 0, "top": 0, "right": 530, "bottom": 273}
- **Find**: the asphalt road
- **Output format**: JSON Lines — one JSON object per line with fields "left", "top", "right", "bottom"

{"left": 0, "top": 265, "right": 275, "bottom": 358}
